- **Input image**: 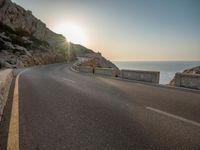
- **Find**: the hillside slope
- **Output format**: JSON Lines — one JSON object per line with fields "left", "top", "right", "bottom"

{"left": 0, "top": 0, "right": 117, "bottom": 69}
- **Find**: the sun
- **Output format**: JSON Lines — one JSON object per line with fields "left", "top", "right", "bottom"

{"left": 53, "top": 22, "right": 87, "bottom": 45}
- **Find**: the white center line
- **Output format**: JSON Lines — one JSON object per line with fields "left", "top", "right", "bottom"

{"left": 146, "top": 106, "right": 200, "bottom": 128}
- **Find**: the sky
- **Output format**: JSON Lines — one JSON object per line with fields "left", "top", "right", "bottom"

{"left": 12, "top": 0, "right": 200, "bottom": 61}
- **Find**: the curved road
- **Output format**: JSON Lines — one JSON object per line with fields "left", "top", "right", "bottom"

{"left": 2, "top": 63, "right": 200, "bottom": 149}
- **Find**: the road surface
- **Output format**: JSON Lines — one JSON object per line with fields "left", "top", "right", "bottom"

{"left": 1, "top": 63, "right": 200, "bottom": 150}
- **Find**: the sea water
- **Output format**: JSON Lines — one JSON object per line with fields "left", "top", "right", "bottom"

{"left": 113, "top": 61, "right": 200, "bottom": 84}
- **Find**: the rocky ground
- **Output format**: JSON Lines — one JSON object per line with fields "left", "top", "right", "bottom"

{"left": 169, "top": 66, "right": 200, "bottom": 86}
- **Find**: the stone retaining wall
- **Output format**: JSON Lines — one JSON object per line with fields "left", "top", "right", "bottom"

{"left": 72, "top": 63, "right": 160, "bottom": 84}
{"left": 0, "top": 69, "right": 13, "bottom": 121}
{"left": 95, "top": 68, "right": 119, "bottom": 77}
{"left": 78, "top": 66, "right": 94, "bottom": 73}
{"left": 121, "top": 70, "right": 160, "bottom": 83}
{"left": 174, "top": 73, "right": 200, "bottom": 90}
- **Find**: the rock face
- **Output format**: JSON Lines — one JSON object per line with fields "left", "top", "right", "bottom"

{"left": 181, "top": 66, "right": 200, "bottom": 74}
{"left": 169, "top": 66, "right": 200, "bottom": 86}
{"left": 0, "top": 0, "right": 69, "bottom": 68}
{"left": 0, "top": 22, "right": 67, "bottom": 68}
{"left": 0, "top": 0, "right": 67, "bottom": 50}
{"left": 0, "top": 0, "right": 117, "bottom": 69}
{"left": 79, "top": 52, "right": 118, "bottom": 69}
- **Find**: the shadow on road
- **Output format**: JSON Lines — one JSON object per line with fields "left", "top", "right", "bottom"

{"left": 0, "top": 78, "right": 16, "bottom": 150}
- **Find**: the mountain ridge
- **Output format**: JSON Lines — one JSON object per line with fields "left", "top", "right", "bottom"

{"left": 0, "top": 0, "right": 118, "bottom": 69}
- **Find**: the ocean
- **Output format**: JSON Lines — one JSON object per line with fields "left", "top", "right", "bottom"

{"left": 113, "top": 61, "right": 200, "bottom": 84}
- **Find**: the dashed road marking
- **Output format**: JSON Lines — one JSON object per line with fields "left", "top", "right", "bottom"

{"left": 146, "top": 106, "right": 200, "bottom": 128}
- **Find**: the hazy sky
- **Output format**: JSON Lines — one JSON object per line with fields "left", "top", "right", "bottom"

{"left": 13, "top": 0, "right": 200, "bottom": 61}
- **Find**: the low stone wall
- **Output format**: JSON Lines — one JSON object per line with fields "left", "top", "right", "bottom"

{"left": 71, "top": 63, "right": 79, "bottom": 71}
{"left": 121, "top": 70, "right": 160, "bottom": 83}
{"left": 95, "top": 68, "right": 119, "bottom": 77}
{"left": 174, "top": 73, "right": 200, "bottom": 90}
{"left": 72, "top": 63, "right": 160, "bottom": 84}
{"left": 78, "top": 66, "right": 94, "bottom": 73}
{"left": 0, "top": 69, "right": 13, "bottom": 121}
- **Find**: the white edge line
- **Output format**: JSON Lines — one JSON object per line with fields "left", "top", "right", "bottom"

{"left": 62, "top": 78, "right": 76, "bottom": 83}
{"left": 146, "top": 106, "right": 200, "bottom": 128}
{"left": 70, "top": 66, "right": 78, "bottom": 73}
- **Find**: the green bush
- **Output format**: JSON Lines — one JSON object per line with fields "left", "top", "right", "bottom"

{"left": 0, "top": 22, "right": 15, "bottom": 34}
{"left": 30, "top": 36, "right": 49, "bottom": 47}
{"left": 9, "top": 34, "right": 24, "bottom": 46}
{"left": 15, "top": 27, "right": 30, "bottom": 36}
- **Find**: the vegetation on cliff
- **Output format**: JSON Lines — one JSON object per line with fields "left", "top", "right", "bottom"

{"left": 0, "top": 0, "right": 117, "bottom": 69}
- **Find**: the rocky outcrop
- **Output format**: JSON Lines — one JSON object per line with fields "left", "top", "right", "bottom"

{"left": 0, "top": 0, "right": 69, "bottom": 68}
{"left": 0, "top": 0, "right": 117, "bottom": 69}
{"left": 0, "top": 0, "right": 67, "bottom": 50}
{"left": 70, "top": 44, "right": 93, "bottom": 56}
{"left": 0, "top": 49, "right": 66, "bottom": 68}
{"left": 78, "top": 52, "right": 118, "bottom": 69}
{"left": 170, "top": 66, "right": 200, "bottom": 86}
{"left": 181, "top": 66, "right": 200, "bottom": 74}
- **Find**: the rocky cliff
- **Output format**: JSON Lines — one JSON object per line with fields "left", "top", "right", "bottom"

{"left": 0, "top": 0, "right": 69, "bottom": 68}
{"left": 0, "top": 0, "right": 67, "bottom": 50}
{"left": 180, "top": 66, "right": 200, "bottom": 74}
{"left": 0, "top": 0, "right": 117, "bottom": 69}
{"left": 170, "top": 66, "right": 200, "bottom": 86}
{"left": 78, "top": 52, "right": 118, "bottom": 69}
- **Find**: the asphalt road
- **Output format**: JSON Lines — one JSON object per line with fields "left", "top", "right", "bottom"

{"left": 1, "top": 63, "right": 200, "bottom": 150}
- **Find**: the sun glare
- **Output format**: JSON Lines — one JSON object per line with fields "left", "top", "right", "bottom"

{"left": 53, "top": 22, "right": 87, "bottom": 45}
